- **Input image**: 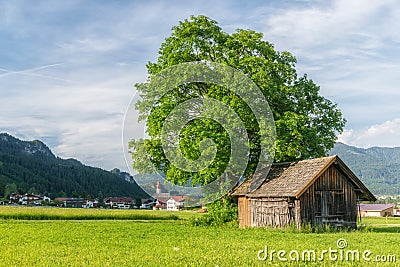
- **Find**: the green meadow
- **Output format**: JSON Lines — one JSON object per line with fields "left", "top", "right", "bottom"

{"left": 0, "top": 206, "right": 399, "bottom": 266}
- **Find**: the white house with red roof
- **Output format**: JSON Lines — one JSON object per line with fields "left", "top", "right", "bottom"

{"left": 151, "top": 181, "right": 187, "bottom": 211}
{"left": 167, "top": 196, "right": 187, "bottom": 211}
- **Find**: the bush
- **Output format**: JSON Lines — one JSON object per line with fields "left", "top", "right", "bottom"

{"left": 191, "top": 197, "right": 238, "bottom": 226}
{"left": 41, "top": 200, "right": 51, "bottom": 206}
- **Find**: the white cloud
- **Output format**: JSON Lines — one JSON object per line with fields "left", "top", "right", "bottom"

{"left": 58, "top": 38, "right": 121, "bottom": 53}
{"left": 264, "top": 0, "right": 394, "bottom": 53}
{"left": 338, "top": 118, "right": 400, "bottom": 148}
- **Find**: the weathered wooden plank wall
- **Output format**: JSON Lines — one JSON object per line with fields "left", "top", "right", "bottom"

{"left": 250, "top": 198, "right": 294, "bottom": 227}
{"left": 299, "top": 165, "right": 357, "bottom": 227}
{"left": 237, "top": 197, "right": 250, "bottom": 227}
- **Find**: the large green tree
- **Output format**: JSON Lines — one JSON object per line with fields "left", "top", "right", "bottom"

{"left": 130, "top": 15, "right": 346, "bottom": 186}
{"left": 4, "top": 183, "right": 17, "bottom": 199}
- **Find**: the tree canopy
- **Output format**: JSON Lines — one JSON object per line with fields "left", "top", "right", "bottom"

{"left": 130, "top": 15, "right": 346, "bottom": 187}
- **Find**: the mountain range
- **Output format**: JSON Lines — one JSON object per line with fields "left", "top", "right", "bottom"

{"left": 0, "top": 133, "right": 148, "bottom": 199}
{"left": 329, "top": 142, "right": 400, "bottom": 195}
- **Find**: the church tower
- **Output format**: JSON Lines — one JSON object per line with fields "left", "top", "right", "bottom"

{"left": 156, "top": 180, "right": 161, "bottom": 194}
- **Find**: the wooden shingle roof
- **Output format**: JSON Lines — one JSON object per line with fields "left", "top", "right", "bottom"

{"left": 231, "top": 155, "right": 376, "bottom": 201}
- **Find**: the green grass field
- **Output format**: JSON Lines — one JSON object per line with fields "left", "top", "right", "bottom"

{"left": 0, "top": 206, "right": 399, "bottom": 266}
{"left": 0, "top": 205, "right": 183, "bottom": 220}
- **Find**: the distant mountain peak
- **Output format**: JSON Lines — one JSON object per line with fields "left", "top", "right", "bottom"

{"left": 111, "top": 168, "right": 135, "bottom": 183}
{"left": 0, "top": 133, "right": 16, "bottom": 142}
{"left": 24, "top": 140, "right": 54, "bottom": 157}
{"left": 0, "top": 133, "right": 54, "bottom": 158}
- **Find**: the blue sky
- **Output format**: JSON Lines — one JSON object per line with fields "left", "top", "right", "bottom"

{"left": 1, "top": 0, "right": 400, "bottom": 171}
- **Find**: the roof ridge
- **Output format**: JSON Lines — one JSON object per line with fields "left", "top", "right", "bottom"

{"left": 271, "top": 155, "right": 337, "bottom": 165}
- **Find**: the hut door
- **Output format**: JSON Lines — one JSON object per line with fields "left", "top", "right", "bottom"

{"left": 314, "top": 190, "right": 332, "bottom": 224}
{"left": 321, "top": 191, "right": 331, "bottom": 219}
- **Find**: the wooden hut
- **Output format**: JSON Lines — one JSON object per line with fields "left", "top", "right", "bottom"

{"left": 231, "top": 155, "right": 376, "bottom": 228}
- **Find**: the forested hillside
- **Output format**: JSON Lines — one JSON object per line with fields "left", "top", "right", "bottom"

{"left": 0, "top": 133, "right": 148, "bottom": 199}
{"left": 330, "top": 142, "right": 400, "bottom": 195}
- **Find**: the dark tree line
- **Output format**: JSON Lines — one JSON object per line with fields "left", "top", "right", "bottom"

{"left": 0, "top": 133, "right": 148, "bottom": 199}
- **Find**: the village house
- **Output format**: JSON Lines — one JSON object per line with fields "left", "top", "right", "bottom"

{"left": 393, "top": 207, "right": 400, "bottom": 217}
{"left": 153, "top": 197, "right": 168, "bottom": 210}
{"left": 140, "top": 198, "right": 156, "bottom": 209}
{"left": 10, "top": 193, "right": 50, "bottom": 205}
{"left": 55, "top": 197, "right": 84, "bottom": 208}
{"left": 103, "top": 197, "right": 133, "bottom": 209}
{"left": 151, "top": 181, "right": 168, "bottom": 210}
{"left": 9, "top": 193, "right": 22, "bottom": 204}
{"left": 82, "top": 198, "right": 98, "bottom": 208}
{"left": 231, "top": 155, "right": 376, "bottom": 229}
{"left": 166, "top": 196, "right": 187, "bottom": 211}
{"left": 358, "top": 203, "right": 395, "bottom": 217}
